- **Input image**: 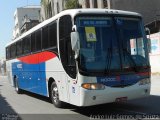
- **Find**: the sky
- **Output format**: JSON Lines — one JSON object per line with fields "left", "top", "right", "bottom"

{"left": 0, "top": 0, "right": 40, "bottom": 59}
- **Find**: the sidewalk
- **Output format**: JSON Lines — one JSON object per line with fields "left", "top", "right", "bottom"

{"left": 150, "top": 75, "right": 160, "bottom": 96}
{"left": 0, "top": 75, "right": 7, "bottom": 81}
{"left": 0, "top": 71, "right": 7, "bottom": 77}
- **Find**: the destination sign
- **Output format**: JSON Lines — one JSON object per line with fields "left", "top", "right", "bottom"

{"left": 78, "top": 18, "right": 112, "bottom": 27}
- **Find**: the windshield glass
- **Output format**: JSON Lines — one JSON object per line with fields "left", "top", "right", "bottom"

{"left": 76, "top": 16, "right": 149, "bottom": 74}
{"left": 115, "top": 17, "right": 149, "bottom": 70}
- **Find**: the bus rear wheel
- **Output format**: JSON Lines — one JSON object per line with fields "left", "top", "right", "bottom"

{"left": 50, "top": 82, "right": 64, "bottom": 108}
{"left": 14, "top": 77, "right": 22, "bottom": 94}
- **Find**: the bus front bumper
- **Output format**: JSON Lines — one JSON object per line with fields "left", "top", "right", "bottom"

{"left": 79, "top": 83, "right": 150, "bottom": 106}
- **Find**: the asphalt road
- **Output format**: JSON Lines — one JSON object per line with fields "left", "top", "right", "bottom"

{"left": 0, "top": 75, "right": 160, "bottom": 120}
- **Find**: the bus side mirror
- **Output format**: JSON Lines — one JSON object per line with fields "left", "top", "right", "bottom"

{"left": 71, "top": 32, "right": 80, "bottom": 59}
{"left": 145, "top": 27, "right": 151, "bottom": 53}
{"left": 147, "top": 38, "right": 151, "bottom": 53}
{"left": 145, "top": 27, "right": 150, "bottom": 37}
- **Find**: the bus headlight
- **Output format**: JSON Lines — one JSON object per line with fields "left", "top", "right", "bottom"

{"left": 82, "top": 83, "right": 105, "bottom": 90}
{"left": 139, "top": 78, "right": 150, "bottom": 85}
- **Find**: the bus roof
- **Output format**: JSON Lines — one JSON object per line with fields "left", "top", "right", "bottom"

{"left": 6, "top": 9, "right": 141, "bottom": 47}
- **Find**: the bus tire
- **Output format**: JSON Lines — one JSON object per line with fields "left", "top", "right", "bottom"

{"left": 14, "top": 77, "right": 22, "bottom": 94}
{"left": 50, "top": 82, "right": 64, "bottom": 108}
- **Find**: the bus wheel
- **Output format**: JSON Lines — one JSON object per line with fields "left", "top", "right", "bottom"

{"left": 14, "top": 77, "right": 22, "bottom": 94}
{"left": 50, "top": 82, "right": 64, "bottom": 108}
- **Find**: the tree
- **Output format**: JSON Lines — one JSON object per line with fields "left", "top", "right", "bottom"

{"left": 41, "top": 0, "right": 49, "bottom": 8}
{"left": 65, "top": 0, "right": 78, "bottom": 9}
{"left": 41, "top": 0, "right": 50, "bottom": 19}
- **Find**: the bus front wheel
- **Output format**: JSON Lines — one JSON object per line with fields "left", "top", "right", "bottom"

{"left": 50, "top": 82, "right": 64, "bottom": 108}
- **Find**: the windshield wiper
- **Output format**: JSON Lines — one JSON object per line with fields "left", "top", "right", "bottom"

{"left": 104, "top": 47, "right": 112, "bottom": 75}
{"left": 122, "top": 48, "right": 138, "bottom": 72}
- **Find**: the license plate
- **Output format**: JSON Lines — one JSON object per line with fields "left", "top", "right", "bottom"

{"left": 115, "top": 97, "right": 128, "bottom": 102}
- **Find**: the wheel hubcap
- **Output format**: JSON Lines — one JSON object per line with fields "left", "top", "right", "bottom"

{"left": 52, "top": 86, "right": 59, "bottom": 103}
{"left": 16, "top": 86, "right": 18, "bottom": 91}
{"left": 15, "top": 78, "right": 19, "bottom": 91}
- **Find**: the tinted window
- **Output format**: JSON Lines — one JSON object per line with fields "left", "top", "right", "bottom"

{"left": 16, "top": 40, "right": 22, "bottom": 56}
{"left": 59, "top": 15, "right": 72, "bottom": 40}
{"left": 10, "top": 44, "right": 16, "bottom": 58}
{"left": 59, "top": 15, "right": 76, "bottom": 78}
{"left": 6, "top": 47, "right": 10, "bottom": 59}
{"left": 49, "top": 22, "right": 57, "bottom": 47}
{"left": 23, "top": 36, "right": 31, "bottom": 54}
{"left": 42, "top": 26, "right": 49, "bottom": 49}
{"left": 35, "top": 30, "right": 42, "bottom": 51}
{"left": 31, "top": 33, "right": 36, "bottom": 52}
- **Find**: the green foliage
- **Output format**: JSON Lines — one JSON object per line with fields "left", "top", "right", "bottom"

{"left": 65, "top": 0, "right": 78, "bottom": 9}
{"left": 41, "top": 0, "right": 49, "bottom": 8}
{"left": 41, "top": 0, "right": 50, "bottom": 19}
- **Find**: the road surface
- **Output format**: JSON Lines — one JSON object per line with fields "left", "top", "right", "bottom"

{"left": 0, "top": 75, "right": 160, "bottom": 120}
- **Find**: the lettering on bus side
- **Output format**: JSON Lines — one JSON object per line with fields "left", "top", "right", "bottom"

{"left": 17, "top": 64, "right": 22, "bottom": 69}
{"left": 72, "top": 86, "right": 75, "bottom": 93}
{"left": 100, "top": 77, "right": 117, "bottom": 82}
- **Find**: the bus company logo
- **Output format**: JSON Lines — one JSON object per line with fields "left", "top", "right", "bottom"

{"left": 17, "top": 64, "right": 22, "bottom": 69}
{"left": 101, "top": 77, "right": 116, "bottom": 82}
{"left": 72, "top": 86, "right": 75, "bottom": 93}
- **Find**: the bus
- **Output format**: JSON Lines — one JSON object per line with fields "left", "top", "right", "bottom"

{"left": 6, "top": 9, "right": 151, "bottom": 108}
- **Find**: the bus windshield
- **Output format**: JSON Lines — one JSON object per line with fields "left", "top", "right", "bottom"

{"left": 76, "top": 16, "right": 149, "bottom": 74}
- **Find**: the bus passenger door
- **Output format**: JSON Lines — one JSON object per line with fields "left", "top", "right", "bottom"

{"left": 59, "top": 15, "right": 77, "bottom": 102}
{"left": 59, "top": 73, "right": 69, "bottom": 102}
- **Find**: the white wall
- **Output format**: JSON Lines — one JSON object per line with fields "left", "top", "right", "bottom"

{"left": 150, "top": 55, "right": 160, "bottom": 74}
{"left": 149, "top": 32, "right": 160, "bottom": 74}
{"left": 13, "top": 6, "right": 41, "bottom": 40}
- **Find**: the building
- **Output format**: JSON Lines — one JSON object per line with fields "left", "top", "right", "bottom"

{"left": 41, "top": 0, "right": 83, "bottom": 21}
{"left": 80, "top": 0, "right": 160, "bottom": 24}
{"left": 20, "top": 19, "right": 40, "bottom": 34}
{"left": 41, "top": 0, "right": 160, "bottom": 26}
{"left": 79, "top": 0, "right": 110, "bottom": 9}
{"left": 148, "top": 32, "right": 160, "bottom": 74}
{"left": 40, "top": 0, "right": 109, "bottom": 21}
{"left": 109, "top": 0, "right": 160, "bottom": 27}
{"left": 0, "top": 58, "right": 6, "bottom": 76}
{"left": 13, "top": 6, "right": 41, "bottom": 40}
{"left": 41, "top": 0, "right": 65, "bottom": 20}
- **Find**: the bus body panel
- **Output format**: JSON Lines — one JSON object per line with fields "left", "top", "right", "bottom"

{"left": 46, "top": 58, "right": 70, "bottom": 102}
{"left": 79, "top": 83, "right": 150, "bottom": 106}
{"left": 6, "top": 60, "right": 14, "bottom": 86}
{"left": 12, "top": 61, "right": 47, "bottom": 96}
{"left": 8, "top": 51, "right": 70, "bottom": 98}
{"left": 6, "top": 51, "right": 76, "bottom": 104}
{"left": 78, "top": 74, "right": 150, "bottom": 106}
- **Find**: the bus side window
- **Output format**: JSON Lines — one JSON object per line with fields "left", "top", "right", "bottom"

{"left": 49, "top": 22, "right": 57, "bottom": 48}
{"left": 6, "top": 47, "right": 10, "bottom": 59}
{"left": 10, "top": 44, "right": 16, "bottom": 58}
{"left": 35, "top": 30, "right": 42, "bottom": 51}
{"left": 31, "top": 33, "right": 36, "bottom": 52}
{"left": 66, "top": 39, "right": 76, "bottom": 66}
{"left": 59, "top": 15, "right": 76, "bottom": 78}
{"left": 23, "top": 36, "right": 31, "bottom": 54}
{"left": 42, "top": 26, "right": 49, "bottom": 49}
{"left": 16, "top": 40, "right": 22, "bottom": 56}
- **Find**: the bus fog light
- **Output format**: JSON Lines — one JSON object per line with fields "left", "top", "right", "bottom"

{"left": 139, "top": 78, "right": 150, "bottom": 85}
{"left": 92, "top": 96, "right": 96, "bottom": 100}
{"left": 145, "top": 89, "right": 148, "bottom": 93}
{"left": 82, "top": 83, "right": 105, "bottom": 90}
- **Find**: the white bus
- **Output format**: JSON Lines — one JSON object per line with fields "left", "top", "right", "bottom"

{"left": 6, "top": 9, "right": 151, "bottom": 108}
